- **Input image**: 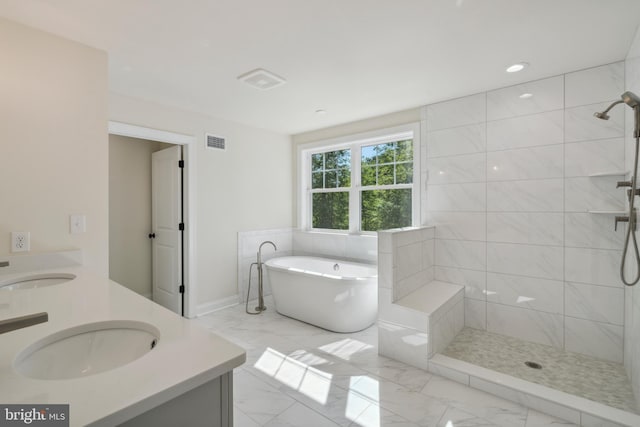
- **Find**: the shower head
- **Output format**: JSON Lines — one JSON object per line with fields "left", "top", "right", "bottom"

{"left": 594, "top": 99, "right": 624, "bottom": 120}
{"left": 622, "top": 91, "right": 640, "bottom": 108}
{"left": 594, "top": 91, "right": 640, "bottom": 121}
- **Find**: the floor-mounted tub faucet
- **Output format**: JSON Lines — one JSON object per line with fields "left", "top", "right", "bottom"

{"left": 246, "top": 241, "right": 277, "bottom": 315}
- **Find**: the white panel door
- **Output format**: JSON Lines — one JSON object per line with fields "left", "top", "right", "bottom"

{"left": 151, "top": 145, "right": 182, "bottom": 314}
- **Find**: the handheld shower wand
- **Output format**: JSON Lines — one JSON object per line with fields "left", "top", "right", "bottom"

{"left": 595, "top": 91, "right": 640, "bottom": 286}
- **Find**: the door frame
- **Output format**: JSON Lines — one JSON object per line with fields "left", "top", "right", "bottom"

{"left": 108, "top": 121, "right": 198, "bottom": 318}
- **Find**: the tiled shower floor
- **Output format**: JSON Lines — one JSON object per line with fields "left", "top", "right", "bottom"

{"left": 442, "top": 327, "right": 637, "bottom": 413}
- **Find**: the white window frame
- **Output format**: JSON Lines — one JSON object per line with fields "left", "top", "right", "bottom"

{"left": 298, "top": 122, "right": 421, "bottom": 234}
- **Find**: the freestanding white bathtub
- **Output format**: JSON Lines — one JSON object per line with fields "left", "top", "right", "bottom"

{"left": 264, "top": 256, "right": 378, "bottom": 333}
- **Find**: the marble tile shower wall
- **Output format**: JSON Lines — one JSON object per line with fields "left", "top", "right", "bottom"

{"left": 377, "top": 226, "right": 435, "bottom": 301}
{"left": 425, "top": 62, "right": 627, "bottom": 363}
{"left": 624, "top": 26, "right": 640, "bottom": 408}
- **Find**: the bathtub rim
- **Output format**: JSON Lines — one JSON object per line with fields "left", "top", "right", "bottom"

{"left": 264, "top": 255, "right": 377, "bottom": 281}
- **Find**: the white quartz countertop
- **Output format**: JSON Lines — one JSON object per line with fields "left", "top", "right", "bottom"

{"left": 0, "top": 265, "right": 246, "bottom": 426}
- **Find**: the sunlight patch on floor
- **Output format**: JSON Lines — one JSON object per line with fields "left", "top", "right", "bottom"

{"left": 349, "top": 375, "right": 380, "bottom": 404}
{"left": 347, "top": 376, "right": 381, "bottom": 426}
{"left": 254, "top": 347, "right": 332, "bottom": 404}
{"left": 318, "top": 338, "right": 374, "bottom": 361}
{"left": 287, "top": 349, "right": 330, "bottom": 366}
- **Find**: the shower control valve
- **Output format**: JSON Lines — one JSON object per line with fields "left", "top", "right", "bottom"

{"left": 615, "top": 215, "right": 629, "bottom": 231}
{"left": 626, "top": 188, "right": 640, "bottom": 202}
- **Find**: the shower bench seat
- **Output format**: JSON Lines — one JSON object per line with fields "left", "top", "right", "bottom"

{"left": 378, "top": 280, "right": 464, "bottom": 370}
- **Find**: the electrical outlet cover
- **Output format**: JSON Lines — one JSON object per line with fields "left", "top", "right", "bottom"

{"left": 11, "top": 231, "right": 30, "bottom": 253}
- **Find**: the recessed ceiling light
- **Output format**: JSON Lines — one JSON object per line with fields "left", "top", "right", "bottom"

{"left": 519, "top": 93, "right": 533, "bottom": 99}
{"left": 315, "top": 109, "right": 327, "bottom": 115}
{"left": 506, "top": 62, "right": 529, "bottom": 73}
{"left": 238, "top": 68, "right": 286, "bottom": 90}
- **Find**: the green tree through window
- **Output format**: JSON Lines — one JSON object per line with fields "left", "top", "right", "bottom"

{"left": 309, "top": 137, "right": 414, "bottom": 232}
{"left": 360, "top": 140, "right": 413, "bottom": 231}
{"left": 311, "top": 149, "right": 350, "bottom": 229}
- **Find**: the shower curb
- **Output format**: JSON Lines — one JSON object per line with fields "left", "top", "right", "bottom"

{"left": 428, "top": 353, "right": 640, "bottom": 427}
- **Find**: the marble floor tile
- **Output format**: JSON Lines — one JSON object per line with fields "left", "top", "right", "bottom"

{"left": 284, "top": 381, "right": 372, "bottom": 426}
{"left": 349, "top": 405, "right": 421, "bottom": 427}
{"left": 351, "top": 375, "right": 448, "bottom": 425}
{"left": 264, "top": 402, "right": 340, "bottom": 427}
{"left": 524, "top": 409, "right": 579, "bottom": 427}
{"left": 437, "top": 407, "right": 496, "bottom": 427}
{"left": 357, "top": 358, "right": 433, "bottom": 392}
{"left": 234, "top": 369, "right": 297, "bottom": 425}
{"left": 198, "top": 298, "right": 577, "bottom": 427}
{"left": 235, "top": 406, "right": 262, "bottom": 427}
{"left": 420, "top": 375, "right": 528, "bottom": 427}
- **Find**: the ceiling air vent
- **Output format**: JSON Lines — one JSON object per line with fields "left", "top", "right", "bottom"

{"left": 206, "top": 134, "right": 226, "bottom": 151}
{"left": 237, "top": 68, "right": 286, "bottom": 90}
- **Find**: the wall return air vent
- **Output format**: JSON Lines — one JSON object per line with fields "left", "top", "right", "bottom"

{"left": 206, "top": 134, "right": 226, "bottom": 151}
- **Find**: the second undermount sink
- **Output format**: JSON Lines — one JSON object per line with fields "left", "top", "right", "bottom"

{"left": 14, "top": 320, "right": 160, "bottom": 380}
{"left": 0, "top": 273, "right": 76, "bottom": 291}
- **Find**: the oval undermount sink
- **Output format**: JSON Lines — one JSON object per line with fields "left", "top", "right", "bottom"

{"left": 14, "top": 320, "right": 160, "bottom": 380}
{"left": 0, "top": 273, "right": 76, "bottom": 291}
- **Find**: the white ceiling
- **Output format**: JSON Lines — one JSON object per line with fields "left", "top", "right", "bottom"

{"left": 1, "top": 0, "right": 640, "bottom": 135}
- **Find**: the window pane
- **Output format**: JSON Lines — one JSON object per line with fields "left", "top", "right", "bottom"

{"left": 361, "top": 165, "right": 376, "bottom": 186}
{"left": 311, "top": 153, "right": 323, "bottom": 171}
{"left": 311, "top": 172, "right": 323, "bottom": 189}
{"left": 378, "top": 164, "right": 394, "bottom": 185}
{"left": 376, "top": 142, "right": 395, "bottom": 164}
{"left": 361, "top": 189, "right": 412, "bottom": 231}
{"left": 325, "top": 151, "right": 337, "bottom": 169}
{"left": 313, "top": 192, "right": 349, "bottom": 230}
{"left": 338, "top": 168, "right": 351, "bottom": 187}
{"left": 396, "top": 140, "right": 413, "bottom": 162}
{"left": 311, "top": 149, "right": 351, "bottom": 190}
{"left": 396, "top": 163, "right": 413, "bottom": 184}
{"left": 336, "top": 149, "right": 351, "bottom": 168}
{"left": 325, "top": 170, "right": 337, "bottom": 187}
{"left": 361, "top": 145, "right": 377, "bottom": 166}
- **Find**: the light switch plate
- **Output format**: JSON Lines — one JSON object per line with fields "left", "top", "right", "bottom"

{"left": 70, "top": 214, "right": 86, "bottom": 234}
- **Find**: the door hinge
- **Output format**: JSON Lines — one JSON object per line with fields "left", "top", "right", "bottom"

{"left": 178, "top": 223, "right": 185, "bottom": 231}
{"left": 178, "top": 160, "right": 185, "bottom": 168}
{"left": 179, "top": 285, "right": 185, "bottom": 293}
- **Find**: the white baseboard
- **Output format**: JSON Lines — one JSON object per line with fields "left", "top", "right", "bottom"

{"left": 196, "top": 294, "right": 240, "bottom": 317}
